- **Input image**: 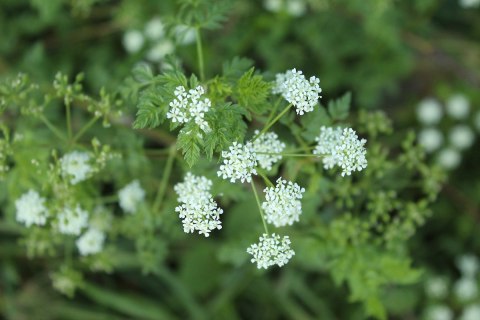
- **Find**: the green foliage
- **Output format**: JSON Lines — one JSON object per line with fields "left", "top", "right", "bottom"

{"left": 328, "top": 91, "right": 351, "bottom": 121}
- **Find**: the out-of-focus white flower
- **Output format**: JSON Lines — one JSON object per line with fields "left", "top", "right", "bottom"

{"left": 174, "top": 173, "right": 223, "bottom": 237}
{"left": 457, "top": 255, "right": 479, "bottom": 277}
{"left": 417, "top": 98, "right": 443, "bottom": 125}
{"left": 76, "top": 228, "right": 105, "bottom": 256}
{"left": 460, "top": 0, "right": 480, "bottom": 9}
{"left": 146, "top": 39, "right": 174, "bottom": 62}
{"left": 449, "top": 125, "right": 475, "bottom": 150}
{"left": 264, "top": 0, "right": 282, "bottom": 12}
{"left": 60, "top": 151, "right": 92, "bottom": 184}
{"left": 118, "top": 180, "right": 145, "bottom": 214}
{"left": 167, "top": 85, "right": 211, "bottom": 132}
{"left": 286, "top": 0, "right": 307, "bottom": 16}
{"left": 57, "top": 206, "right": 89, "bottom": 236}
{"left": 252, "top": 130, "right": 286, "bottom": 171}
{"left": 425, "top": 276, "right": 449, "bottom": 299}
{"left": 437, "top": 148, "right": 461, "bottom": 170}
{"left": 247, "top": 233, "right": 295, "bottom": 269}
{"left": 15, "top": 190, "right": 48, "bottom": 227}
{"left": 262, "top": 178, "right": 305, "bottom": 227}
{"left": 460, "top": 304, "right": 480, "bottom": 320}
{"left": 123, "top": 30, "right": 145, "bottom": 53}
{"left": 174, "top": 25, "right": 196, "bottom": 45}
{"left": 425, "top": 305, "right": 453, "bottom": 320}
{"left": 314, "top": 126, "right": 367, "bottom": 176}
{"left": 218, "top": 142, "right": 258, "bottom": 183}
{"left": 418, "top": 128, "right": 443, "bottom": 153}
{"left": 144, "top": 17, "right": 165, "bottom": 40}
{"left": 446, "top": 94, "right": 470, "bottom": 119}
{"left": 273, "top": 68, "right": 322, "bottom": 115}
{"left": 454, "top": 277, "right": 478, "bottom": 301}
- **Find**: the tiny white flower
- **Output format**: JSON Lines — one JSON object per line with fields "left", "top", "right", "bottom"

{"left": 262, "top": 178, "right": 305, "bottom": 227}
{"left": 76, "top": 228, "right": 105, "bottom": 256}
{"left": 418, "top": 128, "right": 443, "bottom": 153}
{"left": 454, "top": 277, "right": 478, "bottom": 301}
{"left": 217, "top": 142, "right": 258, "bottom": 183}
{"left": 446, "top": 94, "right": 470, "bottom": 119}
{"left": 166, "top": 85, "right": 211, "bottom": 132}
{"left": 449, "top": 125, "right": 475, "bottom": 150}
{"left": 460, "top": 304, "right": 480, "bottom": 320}
{"left": 425, "top": 276, "right": 449, "bottom": 299}
{"left": 15, "top": 190, "right": 48, "bottom": 227}
{"left": 417, "top": 98, "right": 443, "bottom": 125}
{"left": 123, "top": 30, "right": 144, "bottom": 53}
{"left": 425, "top": 305, "right": 453, "bottom": 320}
{"left": 146, "top": 39, "right": 174, "bottom": 62}
{"left": 247, "top": 233, "right": 295, "bottom": 269}
{"left": 174, "top": 25, "right": 196, "bottom": 45}
{"left": 457, "top": 255, "right": 479, "bottom": 277}
{"left": 144, "top": 17, "right": 165, "bottom": 40}
{"left": 437, "top": 147, "right": 461, "bottom": 170}
{"left": 252, "top": 130, "right": 286, "bottom": 171}
{"left": 57, "top": 206, "right": 89, "bottom": 236}
{"left": 273, "top": 68, "right": 322, "bottom": 115}
{"left": 314, "top": 126, "right": 367, "bottom": 176}
{"left": 174, "top": 173, "right": 223, "bottom": 237}
{"left": 118, "top": 180, "right": 146, "bottom": 214}
{"left": 60, "top": 151, "right": 92, "bottom": 184}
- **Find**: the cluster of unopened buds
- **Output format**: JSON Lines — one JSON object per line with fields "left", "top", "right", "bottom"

{"left": 173, "top": 68, "right": 368, "bottom": 269}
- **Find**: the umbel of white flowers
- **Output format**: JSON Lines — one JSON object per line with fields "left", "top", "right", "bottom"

{"left": 15, "top": 190, "right": 49, "bottom": 227}
{"left": 273, "top": 68, "right": 322, "bottom": 115}
{"left": 76, "top": 227, "right": 106, "bottom": 256}
{"left": 57, "top": 205, "right": 89, "bottom": 236}
{"left": 217, "top": 141, "right": 258, "bottom": 183}
{"left": 314, "top": 126, "right": 367, "bottom": 176}
{"left": 247, "top": 233, "right": 295, "bottom": 269}
{"left": 167, "top": 85, "right": 211, "bottom": 133}
{"left": 118, "top": 180, "right": 146, "bottom": 214}
{"left": 174, "top": 173, "right": 223, "bottom": 237}
{"left": 262, "top": 178, "right": 305, "bottom": 227}
{"left": 252, "top": 130, "right": 286, "bottom": 171}
{"left": 60, "top": 151, "right": 93, "bottom": 184}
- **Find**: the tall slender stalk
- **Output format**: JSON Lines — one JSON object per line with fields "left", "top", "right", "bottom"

{"left": 152, "top": 145, "right": 176, "bottom": 213}
{"left": 251, "top": 180, "right": 269, "bottom": 234}
{"left": 253, "top": 103, "right": 293, "bottom": 141}
{"left": 195, "top": 27, "right": 205, "bottom": 81}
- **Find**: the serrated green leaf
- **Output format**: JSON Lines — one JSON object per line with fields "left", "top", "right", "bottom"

{"left": 177, "top": 124, "right": 203, "bottom": 167}
{"left": 222, "top": 56, "right": 254, "bottom": 81}
{"left": 132, "top": 63, "right": 154, "bottom": 84}
{"left": 233, "top": 68, "right": 271, "bottom": 115}
{"left": 133, "top": 87, "right": 165, "bottom": 129}
{"left": 328, "top": 92, "right": 352, "bottom": 120}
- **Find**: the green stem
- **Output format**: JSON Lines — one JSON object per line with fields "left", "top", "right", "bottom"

{"left": 39, "top": 115, "right": 68, "bottom": 142}
{"left": 264, "top": 96, "right": 283, "bottom": 125}
{"left": 250, "top": 180, "right": 269, "bottom": 234}
{"left": 66, "top": 100, "right": 72, "bottom": 141}
{"left": 254, "top": 103, "right": 293, "bottom": 141}
{"left": 258, "top": 171, "right": 274, "bottom": 188}
{"left": 73, "top": 116, "right": 99, "bottom": 143}
{"left": 195, "top": 27, "right": 205, "bottom": 81}
{"left": 152, "top": 145, "right": 176, "bottom": 213}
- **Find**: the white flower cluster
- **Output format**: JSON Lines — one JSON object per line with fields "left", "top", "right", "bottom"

{"left": 118, "top": 180, "right": 146, "bottom": 214}
{"left": 314, "top": 126, "right": 367, "bottom": 176}
{"left": 461, "top": 304, "right": 480, "bottom": 320}
{"left": 15, "top": 190, "right": 48, "bottom": 227}
{"left": 425, "top": 305, "right": 453, "bottom": 320}
{"left": 273, "top": 68, "right": 322, "bottom": 115}
{"left": 425, "top": 277, "right": 449, "bottom": 300}
{"left": 76, "top": 227, "right": 106, "bottom": 256}
{"left": 252, "top": 130, "right": 286, "bottom": 171}
{"left": 247, "top": 233, "right": 295, "bottom": 269}
{"left": 416, "top": 94, "right": 477, "bottom": 170}
{"left": 217, "top": 142, "right": 258, "bottom": 183}
{"left": 60, "top": 151, "right": 92, "bottom": 184}
{"left": 262, "top": 178, "right": 305, "bottom": 227}
{"left": 167, "top": 86, "right": 211, "bottom": 132}
{"left": 174, "top": 173, "right": 223, "bottom": 237}
{"left": 57, "top": 205, "right": 89, "bottom": 236}
{"left": 264, "top": 0, "right": 307, "bottom": 17}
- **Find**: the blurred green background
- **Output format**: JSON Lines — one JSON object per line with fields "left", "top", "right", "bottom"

{"left": 1, "top": 0, "right": 480, "bottom": 319}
